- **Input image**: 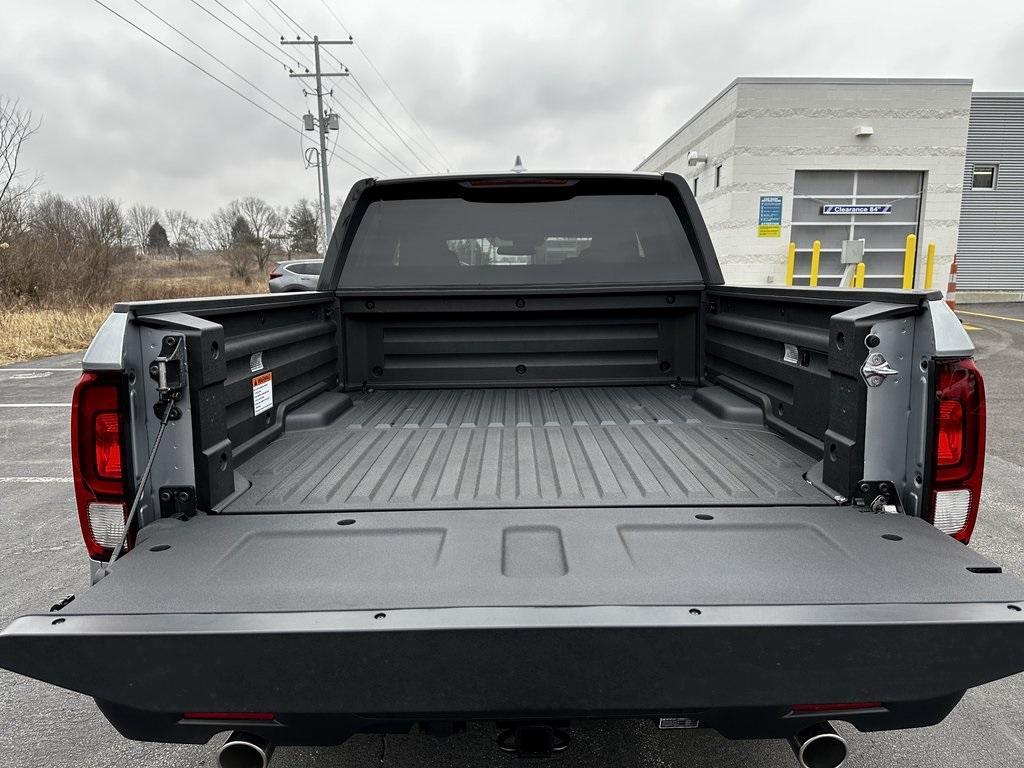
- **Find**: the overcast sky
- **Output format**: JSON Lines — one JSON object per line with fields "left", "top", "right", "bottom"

{"left": 4, "top": 1, "right": 1023, "bottom": 218}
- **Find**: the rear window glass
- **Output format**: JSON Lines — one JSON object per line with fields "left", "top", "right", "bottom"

{"left": 288, "top": 261, "right": 322, "bottom": 275}
{"left": 339, "top": 193, "right": 700, "bottom": 288}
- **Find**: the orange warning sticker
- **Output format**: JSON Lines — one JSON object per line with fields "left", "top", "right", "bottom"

{"left": 252, "top": 372, "right": 273, "bottom": 415}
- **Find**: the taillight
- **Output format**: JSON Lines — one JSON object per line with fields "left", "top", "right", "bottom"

{"left": 927, "top": 358, "right": 986, "bottom": 543}
{"left": 71, "top": 372, "right": 129, "bottom": 560}
{"left": 269, "top": 264, "right": 283, "bottom": 279}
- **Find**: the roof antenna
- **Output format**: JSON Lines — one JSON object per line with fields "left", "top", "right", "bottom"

{"left": 511, "top": 155, "right": 526, "bottom": 173}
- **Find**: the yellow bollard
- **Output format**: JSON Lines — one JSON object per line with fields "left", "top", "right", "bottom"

{"left": 785, "top": 242, "right": 796, "bottom": 286}
{"left": 924, "top": 242, "right": 936, "bottom": 290}
{"left": 902, "top": 233, "right": 917, "bottom": 290}
{"left": 854, "top": 262, "right": 866, "bottom": 288}
{"left": 809, "top": 240, "right": 821, "bottom": 287}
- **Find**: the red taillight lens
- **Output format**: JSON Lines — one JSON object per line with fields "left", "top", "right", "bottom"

{"left": 72, "top": 372, "right": 129, "bottom": 560}
{"left": 94, "top": 411, "right": 122, "bottom": 479}
{"left": 927, "top": 358, "right": 986, "bottom": 543}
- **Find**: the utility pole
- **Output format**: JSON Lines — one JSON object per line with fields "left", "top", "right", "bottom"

{"left": 283, "top": 35, "right": 352, "bottom": 254}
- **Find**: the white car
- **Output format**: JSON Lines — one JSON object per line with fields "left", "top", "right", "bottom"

{"left": 268, "top": 259, "right": 323, "bottom": 292}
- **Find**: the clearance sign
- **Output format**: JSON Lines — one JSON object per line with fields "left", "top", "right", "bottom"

{"left": 821, "top": 204, "right": 893, "bottom": 215}
{"left": 758, "top": 196, "right": 783, "bottom": 237}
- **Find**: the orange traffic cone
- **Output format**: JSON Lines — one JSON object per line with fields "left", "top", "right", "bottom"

{"left": 946, "top": 254, "right": 958, "bottom": 312}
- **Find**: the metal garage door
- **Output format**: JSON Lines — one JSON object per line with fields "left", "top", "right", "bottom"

{"left": 791, "top": 170, "right": 923, "bottom": 288}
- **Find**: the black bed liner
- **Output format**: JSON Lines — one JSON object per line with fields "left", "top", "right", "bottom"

{"left": 226, "top": 385, "right": 828, "bottom": 513}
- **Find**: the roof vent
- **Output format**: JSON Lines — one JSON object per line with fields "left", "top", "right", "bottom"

{"left": 511, "top": 155, "right": 526, "bottom": 173}
{"left": 854, "top": 125, "right": 874, "bottom": 137}
{"left": 686, "top": 150, "right": 708, "bottom": 166}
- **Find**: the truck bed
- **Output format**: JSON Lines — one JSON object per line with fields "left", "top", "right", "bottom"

{"left": 225, "top": 385, "right": 829, "bottom": 513}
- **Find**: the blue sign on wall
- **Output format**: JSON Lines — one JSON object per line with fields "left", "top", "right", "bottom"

{"left": 821, "top": 204, "right": 893, "bottom": 215}
{"left": 758, "top": 195, "right": 783, "bottom": 237}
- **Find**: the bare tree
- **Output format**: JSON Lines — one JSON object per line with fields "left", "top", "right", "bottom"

{"left": 202, "top": 202, "right": 240, "bottom": 251}
{"left": 237, "top": 196, "right": 284, "bottom": 273}
{"left": 77, "top": 196, "right": 126, "bottom": 249}
{"left": 31, "top": 192, "right": 83, "bottom": 252}
{"left": 0, "top": 96, "right": 41, "bottom": 242}
{"left": 0, "top": 181, "right": 32, "bottom": 242}
{"left": 165, "top": 209, "right": 200, "bottom": 261}
{"left": 126, "top": 203, "right": 160, "bottom": 255}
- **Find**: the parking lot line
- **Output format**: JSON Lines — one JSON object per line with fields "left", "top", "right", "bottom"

{"left": 0, "top": 403, "right": 72, "bottom": 408}
{"left": 0, "top": 477, "right": 72, "bottom": 484}
{"left": 958, "top": 310, "right": 1024, "bottom": 324}
{"left": 0, "top": 367, "right": 81, "bottom": 372}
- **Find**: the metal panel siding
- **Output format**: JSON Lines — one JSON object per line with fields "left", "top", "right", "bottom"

{"left": 958, "top": 95, "right": 1024, "bottom": 289}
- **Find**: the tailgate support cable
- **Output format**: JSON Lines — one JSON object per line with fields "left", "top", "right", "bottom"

{"left": 105, "top": 336, "right": 184, "bottom": 574}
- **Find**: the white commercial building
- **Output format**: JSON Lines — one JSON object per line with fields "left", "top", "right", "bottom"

{"left": 637, "top": 78, "right": 973, "bottom": 292}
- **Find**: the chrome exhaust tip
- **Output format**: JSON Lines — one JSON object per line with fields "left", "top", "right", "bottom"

{"left": 218, "top": 731, "right": 274, "bottom": 768}
{"left": 787, "top": 722, "right": 848, "bottom": 768}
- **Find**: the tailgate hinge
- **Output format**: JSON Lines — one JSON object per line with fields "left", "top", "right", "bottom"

{"left": 159, "top": 486, "right": 197, "bottom": 519}
{"left": 854, "top": 480, "right": 903, "bottom": 514}
{"left": 148, "top": 335, "right": 186, "bottom": 420}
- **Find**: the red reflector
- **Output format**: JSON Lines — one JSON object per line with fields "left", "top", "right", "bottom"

{"left": 183, "top": 712, "right": 275, "bottom": 721}
{"left": 791, "top": 702, "right": 881, "bottom": 713}
{"left": 94, "top": 411, "right": 122, "bottom": 479}
{"left": 936, "top": 399, "right": 964, "bottom": 466}
{"left": 269, "top": 271, "right": 283, "bottom": 279}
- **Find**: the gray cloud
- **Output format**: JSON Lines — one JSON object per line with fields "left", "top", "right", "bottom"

{"left": 3, "top": 0, "right": 1021, "bottom": 218}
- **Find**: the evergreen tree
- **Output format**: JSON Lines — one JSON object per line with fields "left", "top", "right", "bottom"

{"left": 146, "top": 220, "right": 169, "bottom": 254}
{"left": 287, "top": 199, "right": 319, "bottom": 254}
{"left": 230, "top": 215, "right": 259, "bottom": 248}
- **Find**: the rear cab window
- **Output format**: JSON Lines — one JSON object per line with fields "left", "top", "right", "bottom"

{"left": 337, "top": 177, "right": 704, "bottom": 289}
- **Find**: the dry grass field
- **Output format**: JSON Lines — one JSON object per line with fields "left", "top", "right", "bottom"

{"left": 0, "top": 256, "right": 264, "bottom": 365}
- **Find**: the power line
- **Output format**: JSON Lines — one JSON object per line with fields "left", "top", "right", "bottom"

{"left": 330, "top": 61, "right": 440, "bottom": 173}
{"left": 265, "top": 0, "right": 305, "bottom": 39}
{"left": 186, "top": 0, "right": 388, "bottom": 176}
{"left": 326, "top": 94, "right": 414, "bottom": 174}
{"left": 237, "top": 0, "right": 420, "bottom": 173}
{"left": 241, "top": 0, "right": 294, "bottom": 46}
{"left": 317, "top": 0, "right": 452, "bottom": 169}
{"left": 266, "top": 0, "right": 438, "bottom": 173}
{"left": 208, "top": 0, "right": 302, "bottom": 70}
{"left": 131, "top": 0, "right": 296, "bottom": 121}
{"left": 186, "top": 0, "right": 292, "bottom": 70}
{"left": 87, "top": 0, "right": 379, "bottom": 176}
{"left": 348, "top": 72, "right": 437, "bottom": 173}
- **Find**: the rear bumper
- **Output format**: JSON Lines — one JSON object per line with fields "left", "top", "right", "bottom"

{"left": 3, "top": 602, "right": 1023, "bottom": 744}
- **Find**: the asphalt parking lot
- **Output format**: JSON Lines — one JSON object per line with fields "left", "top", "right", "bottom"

{"left": 2, "top": 306, "right": 1024, "bottom": 768}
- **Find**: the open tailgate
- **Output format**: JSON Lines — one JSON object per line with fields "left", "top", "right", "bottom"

{"left": 2, "top": 506, "right": 1023, "bottom": 741}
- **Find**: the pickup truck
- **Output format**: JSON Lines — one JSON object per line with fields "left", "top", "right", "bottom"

{"left": 1, "top": 171, "right": 1022, "bottom": 768}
